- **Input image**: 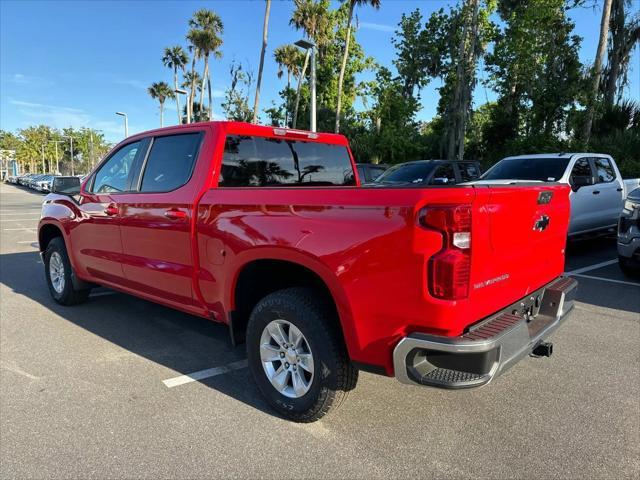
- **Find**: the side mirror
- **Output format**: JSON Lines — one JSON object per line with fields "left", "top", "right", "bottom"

{"left": 51, "top": 176, "right": 81, "bottom": 195}
{"left": 570, "top": 175, "right": 592, "bottom": 192}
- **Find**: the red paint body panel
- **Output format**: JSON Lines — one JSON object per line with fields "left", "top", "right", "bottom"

{"left": 39, "top": 121, "right": 571, "bottom": 375}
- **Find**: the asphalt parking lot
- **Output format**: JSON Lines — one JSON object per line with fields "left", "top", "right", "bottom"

{"left": 1, "top": 181, "right": 638, "bottom": 479}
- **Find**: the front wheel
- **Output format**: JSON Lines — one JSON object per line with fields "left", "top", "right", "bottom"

{"left": 246, "top": 287, "right": 358, "bottom": 422}
{"left": 44, "top": 237, "right": 90, "bottom": 305}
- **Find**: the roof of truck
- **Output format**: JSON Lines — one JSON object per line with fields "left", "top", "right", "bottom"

{"left": 503, "top": 153, "right": 612, "bottom": 160}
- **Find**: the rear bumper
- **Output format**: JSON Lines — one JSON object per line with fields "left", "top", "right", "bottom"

{"left": 393, "top": 276, "right": 578, "bottom": 388}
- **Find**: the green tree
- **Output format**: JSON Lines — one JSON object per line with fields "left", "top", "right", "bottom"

{"left": 221, "top": 60, "right": 254, "bottom": 122}
{"left": 274, "top": 44, "right": 305, "bottom": 125}
{"left": 148, "top": 81, "right": 175, "bottom": 127}
{"left": 334, "top": 0, "right": 381, "bottom": 133}
{"left": 162, "top": 45, "right": 189, "bottom": 124}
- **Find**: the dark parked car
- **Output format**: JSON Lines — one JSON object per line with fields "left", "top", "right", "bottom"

{"left": 618, "top": 187, "right": 640, "bottom": 278}
{"left": 369, "top": 160, "right": 482, "bottom": 186}
{"left": 356, "top": 163, "right": 389, "bottom": 183}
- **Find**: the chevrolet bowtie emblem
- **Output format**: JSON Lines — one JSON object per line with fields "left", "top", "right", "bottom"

{"left": 533, "top": 215, "right": 550, "bottom": 231}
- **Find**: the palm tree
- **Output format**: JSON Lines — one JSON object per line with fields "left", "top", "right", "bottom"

{"left": 583, "top": 0, "right": 614, "bottom": 142}
{"left": 189, "top": 9, "right": 224, "bottom": 122}
{"left": 335, "top": 0, "right": 381, "bottom": 133}
{"left": 289, "top": 0, "right": 332, "bottom": 128}
{"left": 186, "top": 30, "right": 202, "bottom": 123}
{"left": 162, "top": 45, "right": 189, "bottom": 125}
{"left": 252, "top": 0, "right": 272, "bottom": 124}
{"left": 274, "top": 44, "right": 304, "bottom": 125}
{"left": 148, "top": 81, "right": 174, "bottom": 127}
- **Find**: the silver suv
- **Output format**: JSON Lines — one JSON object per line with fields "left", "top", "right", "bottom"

{"left": 618, "top": 187, "right": 640, "bottom": 278}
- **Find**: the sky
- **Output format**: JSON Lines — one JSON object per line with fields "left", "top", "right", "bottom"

{"left": 1, "top": 0, "right": 639, "bottom": 143}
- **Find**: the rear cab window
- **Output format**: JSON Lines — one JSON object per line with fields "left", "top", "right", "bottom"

{"left": 483, "top": 157, "right": 570, "bottom": 182}
{"left": 457, "top": 162, "right": 480, "bottom": 182}
{"left": 219, "top": 135, "right": 355, "bottom": 187}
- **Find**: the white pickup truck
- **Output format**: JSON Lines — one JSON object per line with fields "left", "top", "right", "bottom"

{"left": 477, "top": 153, "right": 640, "bottom": 236}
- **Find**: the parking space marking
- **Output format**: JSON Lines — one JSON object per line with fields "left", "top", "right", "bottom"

{"left": 162, "top": 359, "right": 248, "bottom": 388}
{"left": 0, "top": 219, "right": 40, "bottom": 222}
{"left": 16, "top": 241, "right": 37, "bottom": 245}
{"left": 565, "top": 259, "right": 617, "bottom": 275}
{"left": 3, "top": 228, "right": 36, "bottom": 232}
{"left": 0, "top": 213, "right": 41, "bottom": 216}
{"left": 570, "top": 273, "right": 640, "bottom": 287}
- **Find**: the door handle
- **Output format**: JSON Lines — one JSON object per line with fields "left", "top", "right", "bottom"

{"left": 592, "top": 190, "right": 600, "bottom": 195}
{"left": 104, "top": 203, "right": 118, "bottom": 216}
{"left": 617, "top": 187, "right": 623, "bottom": 192}
{"left": 164, "top": 209, "right": 188, "bottom": 220}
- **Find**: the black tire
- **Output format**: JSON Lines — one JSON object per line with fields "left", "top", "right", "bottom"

{"left": 246, "top": 287, "right": 358, "bottom": 422}
{"left": 618, "top": 255, "right": 640, "bottom": 279}
{"left": 44, "top": 237, "right": 90, "bottom": 305}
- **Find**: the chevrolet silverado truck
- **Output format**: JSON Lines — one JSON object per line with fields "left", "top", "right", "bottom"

{"left": 39, "top": 122, "right": 577, "bottom": 422}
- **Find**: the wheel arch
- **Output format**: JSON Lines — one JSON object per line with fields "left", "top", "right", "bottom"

{"left": 227, "top": 249, "right": 357, "bottom": 355}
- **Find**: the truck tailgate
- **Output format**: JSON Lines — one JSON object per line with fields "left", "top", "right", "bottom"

{"left": 469, "top": 184, "right": 570, "bottom": 311}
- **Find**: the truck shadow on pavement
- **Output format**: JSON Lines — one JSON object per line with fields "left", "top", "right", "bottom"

{"left": 0, "top": 250, "right": 279, "bottom": 418}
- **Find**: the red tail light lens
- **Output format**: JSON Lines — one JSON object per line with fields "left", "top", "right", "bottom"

{"left": 419, "top": 205, "right": 472, "bottom": 300}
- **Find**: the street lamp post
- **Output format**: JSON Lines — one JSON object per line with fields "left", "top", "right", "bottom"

{"left": 65, "top": 136, "right": 75, "bottom": 176}
{"left": 116, "top": 111, "right": 128, "bottom": 137}
{"left": 50, "top": 140, "right": 63, "bottom": 174}
{"left": 174, "top": 89, "right": 188, "bottom": 125}
{"left": 295, "top": 39, "right": 317, "bottom": 132}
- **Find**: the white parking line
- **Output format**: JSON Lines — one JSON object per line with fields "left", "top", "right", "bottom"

{"left": 3, "top": 228, "right": 35, "bottom": 232}
{"left": 16, "top": 241, "right": 37, "bottom": 245}
{"left": 565, "top": 259, "right": 618, "bottom": 275}
{"left": 570, "top": 273, "right": 640, "bottom": 287}
{"left": 0, "top": 213, "right": 41, "bottom": 216}
{"left": 162, "top": 359, "right": 248, "bottom": 388}
{"left": 0, "top": 219, "right": 40, "bottom": 222}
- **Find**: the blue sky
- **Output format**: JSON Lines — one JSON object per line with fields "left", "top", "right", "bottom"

{"left": 1, "top": 0, "right": 639, "bottom": 142}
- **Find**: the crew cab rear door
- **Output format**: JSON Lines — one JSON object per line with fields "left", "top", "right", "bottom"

{"left": 590, "top": 156, "right": 624, "bottom": 228}
{"left": 115, "top": 128, "right": 208, "bottom": 313}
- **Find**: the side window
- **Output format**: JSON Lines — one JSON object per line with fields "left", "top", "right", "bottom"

{"left": 570, "top": 158, "right": 592, "bottom": 184}
{"left": 139, "top": 133, "right": 202, "bottom": 193}
{"left": 458, "top": 162, "right": 480, "bottom": 182}
{"left": 219, "top": 135, "right": 355, "bottom": 187}
{"left": 91, "top": 141, "right": 141, "bottom": 193}
{"left": 369, "top": 167, "right": 386, "bottom": 181}
{"left": 430, "top": 163, "right": 456, "bottom": 185}
{"left": 593, "top": 158, "right": 615, "bottom": 183}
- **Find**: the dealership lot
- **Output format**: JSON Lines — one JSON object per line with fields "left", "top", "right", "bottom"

{"left": 1, "top": 182, "right": 638, "bottom": 479}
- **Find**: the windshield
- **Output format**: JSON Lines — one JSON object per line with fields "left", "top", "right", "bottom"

{"left": 482, "top": 157, "right": 570, "bottom": 182}
{"left": 374, "top": 162, "right": 435, "bottom": 184}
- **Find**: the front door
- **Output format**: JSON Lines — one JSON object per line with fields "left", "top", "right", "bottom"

{"left": 118, "top": 131, "right": 204, "bottom": 310}
{"left": 591, "top": 157, "right": 624, "bottom": 228}
{"left": 71, "top": 140, "right": 143, "bottom": 282}
{"left": 568, "top": 157, "right": 600, "bottom": 233}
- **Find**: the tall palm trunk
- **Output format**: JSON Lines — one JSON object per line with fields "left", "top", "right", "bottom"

{"left": 252, "top": 0, "right": 271, "bottom": 124}
{"left": 188, "top": 53, "right": 197, "bottom": 123}
{"left": 292, "top": 50, "right": 310, "bottom": 129}
{"left": 284, "top": 71, "right": 292, "bottom": 126}
{"left": 583, "top": 0, "right": 613, "bottom": 143}
{"left": 207, "top": 68, "right": 213, "bottom": 121}
{"left": 160, "top": 101, "right": 165, "bottom": 127}
{"left": 335, "top": 0, "right": 355, "bottom": 133}
{"left": 173, "top": 67, "right": 181, "bottom": 124}
{"left": 200, "top": 55, "right": 209, "bottom": 120}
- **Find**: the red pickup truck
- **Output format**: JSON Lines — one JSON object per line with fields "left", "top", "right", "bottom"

{"left": 39, "top": 122, "right": 577, "bottom": 422}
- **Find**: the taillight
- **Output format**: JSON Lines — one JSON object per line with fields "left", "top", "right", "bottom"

{"left": 419, "top": 205, "right": 472, "bottom": 300}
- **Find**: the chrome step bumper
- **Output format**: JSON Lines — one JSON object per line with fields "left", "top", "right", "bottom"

{"left": 393, "top": 276, "right": 578, "bottom": 388}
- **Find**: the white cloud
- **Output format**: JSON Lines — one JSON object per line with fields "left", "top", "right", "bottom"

{"left": 115, "top": 79, "right": 147, "bottom": 90}
{"left": 359, "top": 22, "right": 395, "bottom": 33}
{"left": 6, "top": 73, "right": 53, "bottom": 87}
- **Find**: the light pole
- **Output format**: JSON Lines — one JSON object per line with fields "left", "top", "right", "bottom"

{"left": 65, "top": 136, "right": 75, "bottom": 176}
{"left": 41, "top": 144, "right": 46, "bottom": 173}
{"left": 295, "top": 39, "right": 316, "bottom": 132}
{"left": 174, "top": 89, "right": 188, "bottom": 125}
{"left": 116, "top": 111, "right": 128, "bottom": 137}
{"left": 50, "top": 140, "right": 63, "bottom": 174}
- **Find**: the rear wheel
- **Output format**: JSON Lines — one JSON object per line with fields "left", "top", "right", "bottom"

{"left": 246, "top": 287, "right": 357, "bottom": 422}
{"left": 44, "top": 237, "right": 90, "bottom": 305}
